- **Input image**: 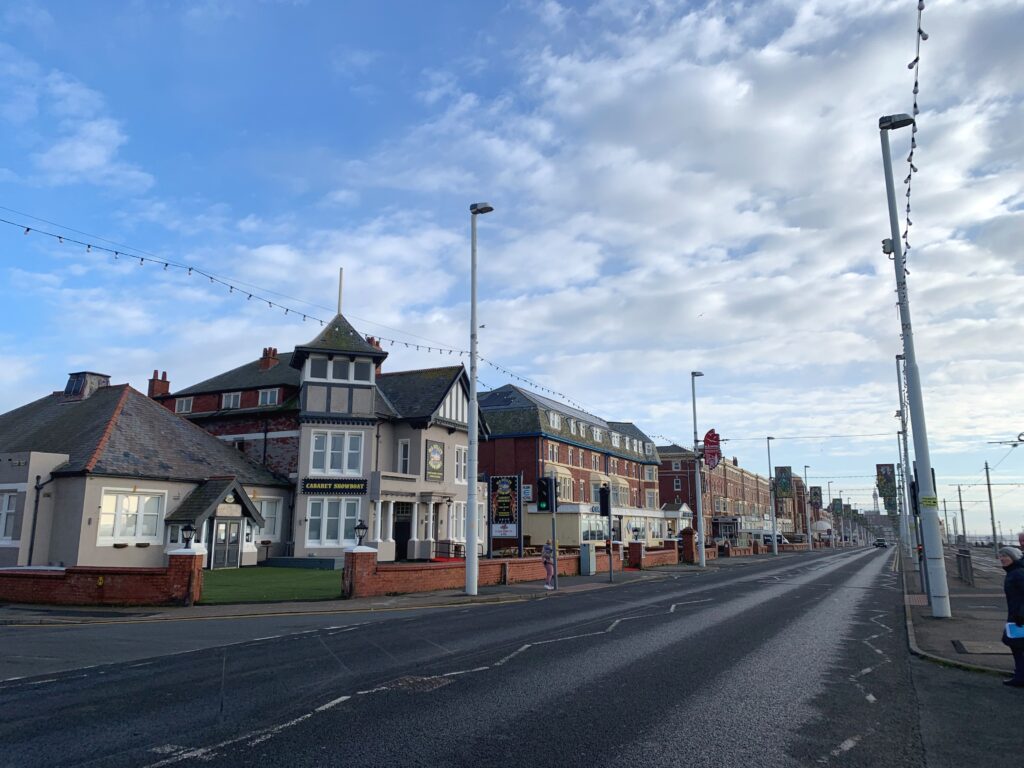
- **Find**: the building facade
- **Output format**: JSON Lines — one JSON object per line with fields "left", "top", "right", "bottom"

{"left": 478, "top": 386, "right": 665, "bottom": 547}
{"left": 154, "top": 314, "right": 485, "bottom": 563}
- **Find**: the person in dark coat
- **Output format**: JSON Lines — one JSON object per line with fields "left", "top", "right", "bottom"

{"left": 998, "top": 546, "right": 1024, "bottom": 687}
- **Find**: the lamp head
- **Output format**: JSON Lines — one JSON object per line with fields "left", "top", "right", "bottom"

{"left": 691, "top": 371, "right": 704, "bottom": 377}
{"left": 470, "top": 202, "right": 494, "bottom": 215}
{"left": 879, "top": 113, "right": 915, "bottom": 131}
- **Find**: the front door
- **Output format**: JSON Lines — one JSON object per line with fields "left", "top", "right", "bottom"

{"left": 212, "top": 520, "right": 242, "bottom": 568}
{"left": 393, "top": 502, "right": 412, "bottom": 560}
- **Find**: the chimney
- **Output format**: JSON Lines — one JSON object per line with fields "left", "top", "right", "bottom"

{"left": 147, "top": 370, "right": 170, "bottom": 398}
{"left": 733, "top": 456, "right": 738, "bottom": 466}
{"left": 367, "top": 336, "right": 384, "bottom": 375}
{"left": 259, "top": 347, "right": 280, "bottom": 371}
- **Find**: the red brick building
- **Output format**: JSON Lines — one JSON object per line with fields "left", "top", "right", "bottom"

{"left": 478, "top": 385, "right": 667, "bottom": 546}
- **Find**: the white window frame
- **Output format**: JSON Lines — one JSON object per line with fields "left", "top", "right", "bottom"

{"left": 567, "top": 447, "right": 574, "bottom": 466}
{"left": 592, "top": 454, "right": 600, "bottom": 470}
{"left": 548, "top": 411, "right": 561, "bottom": 429}
{"left": 310, "top": 430, "right": 364, "bottom": 476}
{"left": 258, "top": 388, "right": 279, "bottom": 406}
{"left": 611, "top": 433, "right": 621, "bottom": 448}
{"left": 175, "top": 397, "right": 193, "bottom": 414}
{"left": 98, "top": 488, "right": 167, "bottom": 545}
{"left": 570, "top": 420, "right": 577, "bottom": 435}
{"left": 307, "top": 355, "right": 375, "bottom": 384}
{"left": 592, "top": 427, "right": 602, "bottom": 442}
{"left": 0, "top": 491, "right": 17, "bottom": 541}
{"left": 646, "top": 490, "right": 657, "bottom": 509}
{"left": 255, "top": 498, "right": 282, "bottom": 541}
{"left": 306, "top": 497, "right": 361, "bottom": 547}
{"left": 673, "top": 477, "right": 682, "bottom": 491}
{"left": 222, "top": 392, "right": 241, "bottom": 410}
{"left": 671, "top": 460, "right": 681, "bottom": 471}
{"left": 398, "top": 440, "right": 411, "bottom": 474}
{"left": 548, "top": 442, "right": 558, "bottom": 462}
{"left": 455, "top": 446, "right": 468, "bottom": 484}
{"left": 645, "top": 466, "right": 656, "bottom": 482}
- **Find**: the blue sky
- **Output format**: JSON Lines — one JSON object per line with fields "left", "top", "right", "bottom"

{"left": 0, "top": 1, "right": 1022, "bottom": 538}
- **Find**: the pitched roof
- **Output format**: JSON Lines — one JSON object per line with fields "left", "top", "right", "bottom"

{"left": 479, "top": 384, "right": 658, "bottom": 463}
{"left": 171, "top": 351, "right": 301, "bottom": 396}
{"left": 376, "top": 366, "right": 464, "bottom": 421}
{"left": 165, "top": 477, "right": 265, "bottom": 526}
{"left": 290, "top": 313, "right": 387, "bottom": 370}
{"left": 0, "top": 385, "right": 287, "bottom": 486}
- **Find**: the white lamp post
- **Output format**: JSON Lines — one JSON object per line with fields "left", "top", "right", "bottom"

{"left": 767, "top": 436, "right": 778, "bottom": 555}
{"left": 879, "top": 113, "right": 950, "bottom": 618}
{"left": 690, "top": 371, "right": 706, "bottom": 568}
{"left": 466, "top": 202, "right": 493, "bottom": 596}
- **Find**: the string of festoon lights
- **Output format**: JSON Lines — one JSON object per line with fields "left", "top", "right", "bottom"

{"left": 900, "top": 0, "right": 928, "bottom": 270}
{"left": 2, "top": 215, "right": 597, "bottom": 414}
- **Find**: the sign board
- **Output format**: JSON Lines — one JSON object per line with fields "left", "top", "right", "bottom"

{"left": 489, "top": 475, "right": 520, "bottom": 539}
{"left": 920, "top": 495, "right": 938, "bottom": 508}
{"left": 831, "top": 498, "right": 843, "bottom": 514}
{"left": 302, "top": 478, "right": 367, "bottom": 495}
{"left": 424, "top": 440, "right": 445, "bottom": 482}
{"left": 703, "top": 429, "right": 722, "bottom": 470}
{"left": 774, "top": 466, "right": 793, "bottom": 499}
{"left": 809, "top": 486, "right": 822, "bottom": 510}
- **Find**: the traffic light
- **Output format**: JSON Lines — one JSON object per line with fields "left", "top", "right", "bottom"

{"left": 598, "top": 484, "right": 611, "bottom": 517}
{"left": 536, "top": 476, "right": 556, "bottom": 512}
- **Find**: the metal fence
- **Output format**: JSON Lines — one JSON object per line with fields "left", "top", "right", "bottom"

{"left": 955, "top": 547, "right": 974, "bottom": 586}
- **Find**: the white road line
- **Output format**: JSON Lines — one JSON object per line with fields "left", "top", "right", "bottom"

{"left": 865, "top": 694, "right": 877, "bottom": 704}
{"left": 315, "top": 695, "right": 351, "bottom": 712}
{"left": 494, "top": 644, "right": 532, "bottom": 667}
{"left": 830, "top": 736, "right": 861, "bottom": 756}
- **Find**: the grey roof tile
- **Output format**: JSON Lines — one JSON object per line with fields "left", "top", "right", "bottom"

{"left": 0, "top": 385, "right": 287, "bottom": 486}
{"left": 172, "top": 352, "right": 300, "bottom": 396}
{"left": 376, "top": 366, "right": 464, "bottom": 421}
{"left": 291, "top": 314, "right": 387, "bottom": 370}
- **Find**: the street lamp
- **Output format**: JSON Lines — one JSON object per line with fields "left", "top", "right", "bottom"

{"left": 879, "top": 113, "right": 950, "bottom": 618}
{"left": 466, "top": 202, "right": 493, "bottom": 596}
{"left": 803, "top": 465, "right": 812, "bottom": 551}
{"left": 182, "top": 522, "right": 196, "bottom": 550}
{"left": 355, "top": 519, "right": 368, "bottom": 547}
{"left": 766, "top": 436, "right": 778, "bottom": 555}
{"left": 691, "top": 371, "right": 706, "bottom": 568}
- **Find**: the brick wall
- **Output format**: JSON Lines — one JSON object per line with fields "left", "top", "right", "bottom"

{"left": 0, "top": 553, "right": 203, "bottom": 606}
{"left": 343, "top": 548, "right": 624, "bottom": 599}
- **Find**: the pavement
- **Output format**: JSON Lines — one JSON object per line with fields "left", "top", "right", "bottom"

{"left": 0, "top": 551, "right": 788, "bottom": 626}
{"left": 901, "top": 544, "right": 1015, "bottom": 676}
{"left": 8, "top": 543, "right": 1012, "bottom": 683}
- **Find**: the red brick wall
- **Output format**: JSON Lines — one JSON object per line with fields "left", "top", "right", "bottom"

{"left": 0, "top": 554, "right": 204, "bottom": 606}
{"left": 342, "top": 549, "right": 624, "bottom": 599}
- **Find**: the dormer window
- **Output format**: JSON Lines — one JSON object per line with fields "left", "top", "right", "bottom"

{"left": 258, "top": 389, "right": 279, "bottom": 406}
{"left": 569, "top": 420, "right": 577, "bottom": 435}
{"left": 548, "top": 411, "right": 561, "bottom": 429}
{"left": 592, "top": 427, "right": 602, "bottom": 442}
{"left": 175, "top": 397, "right": 193, "bottom": 414}
{"left": 222, "top": 392, "right": 241, "bottom": 410}
{"left": 308, "top": 355, "right": 373, "bottom": 383}
{"left": 611, "top": 433, "right": 621, "bottom": 448}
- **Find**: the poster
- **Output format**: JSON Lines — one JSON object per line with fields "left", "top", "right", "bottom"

{"left": 425, "top": 440, "right": 445, "bottom": 482}
{"left": 774, "top": 466, "right": 793, "bottom": 499}
{"left": 809, "top": 486, "right": 822, "bottom": 509}
{"left": 490, "top": 475, "right": 520, "bottom": 538}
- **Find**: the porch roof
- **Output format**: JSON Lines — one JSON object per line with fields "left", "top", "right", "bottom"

{"left": 165, "top": 477, "right": 265, "bottom": 527}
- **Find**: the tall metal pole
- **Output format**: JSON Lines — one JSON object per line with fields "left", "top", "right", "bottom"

{"left": 827, "top": 480, "right": 833, "bottom": 547}
{"left": 838, "top": 491, "right": 844, "bottom": 548}
{"left": 896, "top": 358, "right": 916, "bottom": 563}
{"left": 880, "top": 116, "right": 950, "bottom": 617}
{"left": 466, "top": 203, "right": 493, "bottom": 595}
{"left": 803, "top": 465, "right": 812, "bottom": 552}
{"left": 942, "top": 498, "right": 950, "bottom": 546}
{"left": 957, "top": 484, "right": 966, "bottom": 548}
{"left": 691, "top": 372, "right": 706, "bottom": 568}
{"left": 767, "top": 437, "right": 778, "bottom": 555}
{"left": 985, "top": 462, "right": 998, "bottom": 556}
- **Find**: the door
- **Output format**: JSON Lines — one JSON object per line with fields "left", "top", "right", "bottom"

{"left": 212, "top": 520, "right": 242, "bottom": 568}
{"left": 393, "top": 502, "right": 412, "bottom": 560}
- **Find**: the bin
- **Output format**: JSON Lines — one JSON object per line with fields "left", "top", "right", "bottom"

{"left": 579, "top": 542, "right": 597, "bottom": 575}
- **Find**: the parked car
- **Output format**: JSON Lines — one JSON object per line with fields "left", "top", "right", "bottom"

{"left": 761, "top": 533, "right": 789, "bottom": 546}
{"left": 873, "top": 537, "right": 888, "bottom": 548}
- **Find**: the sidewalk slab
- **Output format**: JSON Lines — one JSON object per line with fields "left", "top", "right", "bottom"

{"left": 902, "top": 548, "right": 1013, "bottom": 676}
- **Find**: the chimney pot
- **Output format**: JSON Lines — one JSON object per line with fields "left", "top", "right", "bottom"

{"left": 147, "top": 369, "right": 170, "bottom": 399}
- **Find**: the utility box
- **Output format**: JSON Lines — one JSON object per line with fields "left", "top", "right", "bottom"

{"left": 579, "top": 542, "right": 597, "bottom": 575}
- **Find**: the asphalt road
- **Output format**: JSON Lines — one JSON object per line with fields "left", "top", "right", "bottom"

{"left": 0, "top": 549, "right": 1017, "bottom": 767}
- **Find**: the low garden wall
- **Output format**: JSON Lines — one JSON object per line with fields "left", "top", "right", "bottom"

{"left": 343, "top": 549, "right": 623, "bottom": 599}
{"left": 0, "top": 552, "right": 204, "bottom": 606}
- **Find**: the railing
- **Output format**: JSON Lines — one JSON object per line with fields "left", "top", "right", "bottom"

{"left": 955, "top": 547, "right": 974, "bottom": 586}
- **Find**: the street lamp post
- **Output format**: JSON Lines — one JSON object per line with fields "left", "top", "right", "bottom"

{"left": 766, "top": 436, "right": 778, "bottom": 555}
{"left": 896, "top": 358, "right": 919, "bottom": 565}
{"left": 803, "top": 465, "right": 812, "bottom": 552}
{"left": 879, "top": 113, "right": 950, "bottom": 617}
{"left": 466, "top": 202, "right": 493, "bottom": 596}
{"left": 691, "top": 371, "right": 706, "bottom": 568}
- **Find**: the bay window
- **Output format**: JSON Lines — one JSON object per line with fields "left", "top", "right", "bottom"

{"left": 99, "top": 491, "right": 164, "bottom": 544}
{"left": 307, "top": 498, "right": 360, "bottom": 546}
{"left": 310, "top": 430, "right": 363, "bottom": 475}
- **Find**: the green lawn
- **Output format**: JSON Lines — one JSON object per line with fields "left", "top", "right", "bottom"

{"left": 198, "top": 567, "right": 343, "bottom": 604}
